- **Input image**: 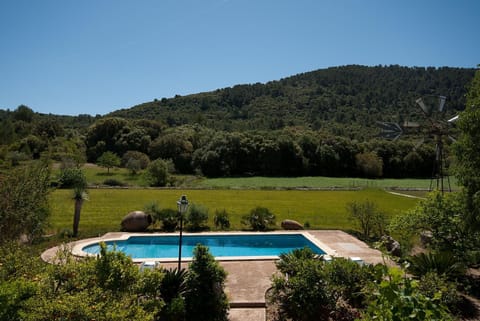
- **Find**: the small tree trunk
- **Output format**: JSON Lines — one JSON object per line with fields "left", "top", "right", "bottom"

{"left": 73, "top": 198, "right": 84, "bottom": 237}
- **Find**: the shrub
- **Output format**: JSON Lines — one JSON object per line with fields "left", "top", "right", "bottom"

{"left": 121, "top": 151, "right": 150, "bottom": 169}
{"left": 122, "top": 151, "right": 150, "bottom": 175}
{"left": 57, "top": 167, "right": 87, "bottom": 189}
{"left": 276, "top": 247, "right": 318, "bottom": 276}
{"left": 355, "top": 151, "right": 383, "bottom": 178}
{"left": 0, "top": 162, "right": 51, "bottom": 243}
{"left": 144, "top": 202, "right": 178, "bottom": 232}
{"left": 157, "top": 268, "right": 188, "bottom": 321}
{"left": 346, "top": 200, "right": 386, "bottom": 239}
{"left": 159, "top": 209, "right": 179, "bottom": 232}
{"left": 103, "top": 178, "right": 126, "bottom": 187}
{"left": 407, "top": 252, "right": 465, "bottom": 280}
{"left": 186, "top": 204, "right": 209, "bottom": 232}
{"left": 272, "top": 257, "right": 336, "bottom": 321}
{"left": 418, "top": 272, "right": 462, "bottom": 315}
{"left": 145, "top": 158, "right": 169, "bottom": 187}
{"left": 213, "top": 209, "right": 230, "bottom": 230}
{"left": 185, "top": 245, "right": 229, "bottom": 321}
{"left": 362, "top": 267, "right": 453, "bottom": 321}
{"left": 241, "top": 207, "right": 276, "bottom": 231}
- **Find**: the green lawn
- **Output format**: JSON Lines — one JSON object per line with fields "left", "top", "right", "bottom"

{"left": 195, "top": 176, "right": 459, "bottom": 190}
{"left": 49, "top": 188, "right": 420, "bottom": 237}
{"left": 54, "top": 164, "right": 458, "bottom": 190}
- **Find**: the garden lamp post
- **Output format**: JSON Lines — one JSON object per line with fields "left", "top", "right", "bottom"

{"left": 177, "top": 195, "right": 189, "bottom": 270}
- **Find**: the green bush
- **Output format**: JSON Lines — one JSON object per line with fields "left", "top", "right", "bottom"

{"left": 346, "top": 200, "right": 386, "bottom": 239}
{"left": 186, "top": 203, "right": 209, "bottom": 232}
{"left": 418, "top": 272, "right": 462, "bottom": 315}
{"left": 145, "top": 158, "right": 169, "bottom": 187}
{"left": 241, "top": 206, "right": 276, "bottom": 231}
{"left": 103, "top": 178, "right": 126, "bottom": 186}
{"left": 407, "top": 252, "right": 465, "bottom": 280}
{"left": 144, "top": 202, "right": 179, "bottom": 232}
{"left": 57, "top": 167, "right": 87, "bottom": 189}
{"left": 362, "top": 267, "right": 453, "bottom": 321}
{"left": 185, "top": 245, "right": 229, "bottom": 321}
{"left": 272, "top": 256, "right": 337, "bottom": 321}
{"left": 213, "top": 209, "right": 230, "bottom": 230}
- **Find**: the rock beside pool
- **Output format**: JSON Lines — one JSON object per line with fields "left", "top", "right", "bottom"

{"left": 281, "top": 219, "right": 303, "bottom": 230}
{"left": 381, "top": 235, "right": 402, "bottom": 257}
{"left": 121, "top": 211, "right": 153, "bottom": 232}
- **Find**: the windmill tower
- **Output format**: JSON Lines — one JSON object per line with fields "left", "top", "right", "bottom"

{"left": 378, "top": 95, "right": 458, "bottom": 193}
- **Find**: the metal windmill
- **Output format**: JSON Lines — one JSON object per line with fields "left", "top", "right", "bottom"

{"left": 377, "top": 95, "right": 458, "bottom": 193}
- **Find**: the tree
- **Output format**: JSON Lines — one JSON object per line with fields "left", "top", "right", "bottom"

{"left": 97, "top": 151, "right": 120, "bottom": 174}
{"left": 70, "top": 169, "right": 87, "bottom": 237}
{"left": 145, "top": 159, "right": 169, "bottom": 187}
{"left": 388, "top": 191, "right": 475, "bottom": 262}
{"left": 454, "top": 67, "right": 480, "bottom": 231}
{"left": 347, "top": 200, "right": 386, "bottom": 238}
{"left": 0, "top": 161, "right": 50, "bottom": 243}
{"left": 355, "top": 151, "right": 383, "bottom": 178}
{"left": 122, "top": 150, "right": 150, "bottom": 175}
{"left": 185, "top": 245, "right": 229, "bottom": 321}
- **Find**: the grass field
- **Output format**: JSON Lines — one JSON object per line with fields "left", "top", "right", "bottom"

{"left": 196, "top": 176, "right": 459, "bottom": 190}
{"left": 53, "top": 164, "right": 458, "bottom": 190}
{"left": 49, "top": 188, "right": 420, "bottom": 237}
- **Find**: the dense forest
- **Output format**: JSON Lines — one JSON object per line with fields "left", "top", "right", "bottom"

{"left": 0, "top": 65, "right": 476, "bottom": 179}
{"left": 110, "top": 65, "right": 474, "bottom": 137}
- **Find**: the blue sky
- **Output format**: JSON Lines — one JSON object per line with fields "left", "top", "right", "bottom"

{"left": 0, "top": 0, "right": 478, "bottom": 116}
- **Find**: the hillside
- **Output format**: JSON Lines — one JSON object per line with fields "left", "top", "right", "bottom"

{"left": 109, "top": 65, "right": 475, "bottom": 138}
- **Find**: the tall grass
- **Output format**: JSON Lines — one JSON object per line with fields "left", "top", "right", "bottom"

{"left": 49, "top": 188, "right": 419, "bottom": 237}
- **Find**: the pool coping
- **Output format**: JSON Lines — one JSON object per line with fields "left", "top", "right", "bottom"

{"left": 71, "top": 231, "right": 338, "bottom": 263}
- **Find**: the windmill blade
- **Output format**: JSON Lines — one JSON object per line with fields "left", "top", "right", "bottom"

{"left": 416, "top": 97, "right": 430, "bottom": 115}
{"left": 402, "top": 120, "right": 420, "bottom": 128}
{"left": 448, "top": 115, "right": 459, "bottom": 123}
{"left": 377, "top": 121, "right": 402, "bottom": 140}
{"left": 448, "top": 135, "right": 457, "bottom": 143}
{"left": 438, "top": 96, "right": 446, "bottom": 112}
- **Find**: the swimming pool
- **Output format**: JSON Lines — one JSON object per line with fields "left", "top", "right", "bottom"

{"left": 79, "top": 233, "right": 326, "bottom": 261}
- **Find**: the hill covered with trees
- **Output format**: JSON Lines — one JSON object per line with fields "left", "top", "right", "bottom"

{"left": 110, "top": 65, "right": 475, "bottom": 138}
{"left": 0, "top": 65, "right": 476, "bottom": 179}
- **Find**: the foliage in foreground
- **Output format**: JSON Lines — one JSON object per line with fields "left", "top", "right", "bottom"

{"left": 0, "top": 243, "right": 229, "bottom": 321}
{"left": 271, "top": 248, "right": 455, "bottom": 321}
{"left": 0, "top": 161, "right": 51, "bottom": 244}
{"left": 389, "top": 191, "right": 480, "bottom": 264}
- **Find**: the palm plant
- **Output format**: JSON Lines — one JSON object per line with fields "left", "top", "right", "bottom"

{"left": 72, "top": 186, "right": 88, "bottom": 237}
{"left": 407, "top": 251, "right": 465, "bottom": 280}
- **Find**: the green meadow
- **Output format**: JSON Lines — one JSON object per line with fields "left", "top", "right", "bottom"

{"left": 196, "top": 176, "right": 459, "bottom": 190}
{"left": 49, "top": 188, "right": 420, "bottom": 237}
{"left": 53, "top": 164, "right": 459, "bottom": 190}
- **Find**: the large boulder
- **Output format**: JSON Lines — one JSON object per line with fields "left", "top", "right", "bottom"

{"left": 381, "top": 235, "right": 402, "bottom": 257}
{"left": 121, "top": 211, "right": 152, "bottom": 232}
{"left": 281, "top": 219, "right": 303, "bottom": 230}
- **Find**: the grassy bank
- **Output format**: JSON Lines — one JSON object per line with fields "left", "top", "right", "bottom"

{"left": 49, "top": 188, "right": 419, "bottom": 237}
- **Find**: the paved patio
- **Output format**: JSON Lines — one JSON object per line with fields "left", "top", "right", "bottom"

{"left": 42, "top": 230, "right": 386, "bottom": 321}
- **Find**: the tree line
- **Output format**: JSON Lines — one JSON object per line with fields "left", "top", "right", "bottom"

{"left": 1, "top": 108, "right": 442, "bottom": 179}
{"left": 1, "top": 65, "right": 475, "bottom": 179}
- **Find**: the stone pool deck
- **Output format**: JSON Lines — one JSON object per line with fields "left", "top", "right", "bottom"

{"left": 41, "top": 230, "right": 387, "bottom": 321}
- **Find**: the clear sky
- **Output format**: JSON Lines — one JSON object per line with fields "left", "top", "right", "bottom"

{"left": 0, "top": 0, "right": 478, "bottom": 116}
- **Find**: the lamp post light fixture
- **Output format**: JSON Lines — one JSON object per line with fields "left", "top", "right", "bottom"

{"left": 177, "top": 195, "right": 189, "bottom": 270}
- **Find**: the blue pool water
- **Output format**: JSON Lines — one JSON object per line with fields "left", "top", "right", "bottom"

{"left": 82, "top": 234, "right": 325, "bottom": 259}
